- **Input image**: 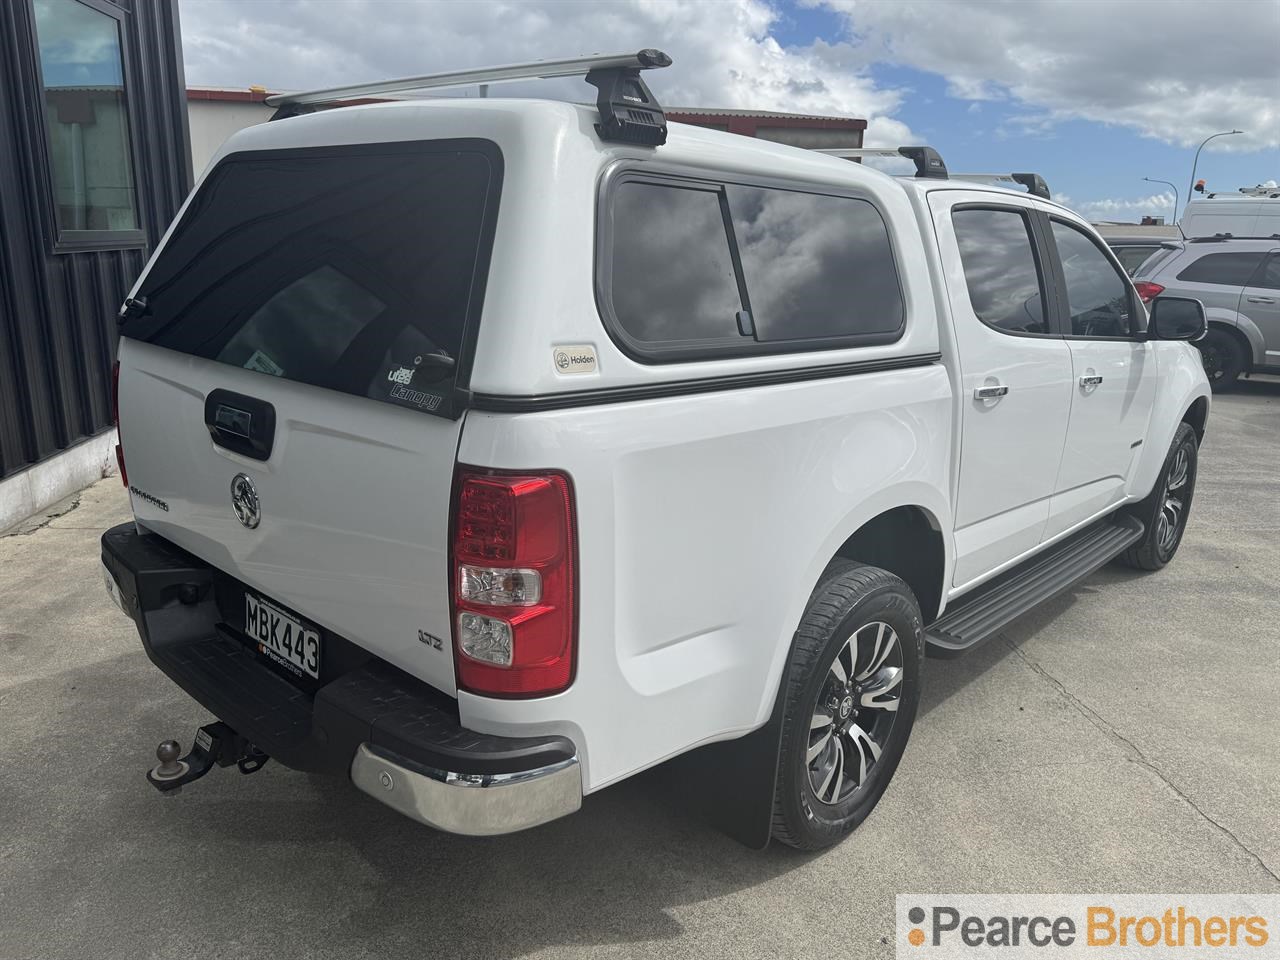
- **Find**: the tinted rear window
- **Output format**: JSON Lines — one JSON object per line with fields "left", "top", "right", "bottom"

{"left": 1112, "top": 245, "right": 1161, "bottom": 276}
{"left": 1175, "top": 251, "right": 1266, "bottom": 286}
{"left": 603, "top": 175, "right": 904, "bottom": 361}
{"left": 609, "top": 181, "right": 743, "bottom": 346}
{"left": 124, "top": 140, "right": 502, "bottom": 418}
{"left": 726, "top": 185, "right": 903, "bottom": 342}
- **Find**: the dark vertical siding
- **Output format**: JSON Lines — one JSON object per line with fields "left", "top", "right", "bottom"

{"left": 0, "top": 0, "right": 191, "bottom": 480}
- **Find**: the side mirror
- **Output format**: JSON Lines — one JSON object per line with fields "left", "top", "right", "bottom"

{"left": 1149, "top": 296, "right": 1207, "bottom": 341}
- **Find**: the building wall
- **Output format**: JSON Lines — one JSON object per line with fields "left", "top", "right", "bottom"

{"left": 0, "top": 0, "right": 192, "bottom": 482}
{"left": 188, "top": 98, "right": 271, "bottom": 176}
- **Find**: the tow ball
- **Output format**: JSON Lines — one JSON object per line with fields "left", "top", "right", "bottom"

{"left": 147, "top": 721, "right": 269, "bottom": 794}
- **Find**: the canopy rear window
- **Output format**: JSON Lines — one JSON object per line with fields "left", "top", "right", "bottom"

{"left": 124, "top": 139, "right": 502, "bottom": 419}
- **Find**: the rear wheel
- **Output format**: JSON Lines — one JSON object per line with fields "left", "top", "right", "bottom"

{"left": 1119, "top": 422, "right": 1198, "bottom": 571}
{"left": 1196, "top": 328, "right": 1245, "bottom": 392}
{"left": 771, "top": 562, "right": 923, "bottom": 850}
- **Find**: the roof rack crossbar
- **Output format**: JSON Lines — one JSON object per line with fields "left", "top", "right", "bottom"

{"left": 264, "top": 50, "right": 670, "bottom": 107}
{"left": 814, "top": 146, "right": 948, "bottom": 180}
{"left": 264, "top": 49, "right": 673, "bottom": 144}
{"left": 950, "top": 172, "right": 1051, "bottom": 200}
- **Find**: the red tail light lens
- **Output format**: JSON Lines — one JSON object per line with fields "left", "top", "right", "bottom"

{"left": 112, "top": 360, "right": 127, "bottom": 487}
{"left": 1134, "top": 281, "right": 1164, "bottom": 304}
{"left": 451, "top": 468, "right": 577, "bottom": 697}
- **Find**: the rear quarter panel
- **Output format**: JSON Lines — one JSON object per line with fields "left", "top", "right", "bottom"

{"left": 456, "top": 366, "right": 953, "bottom": 792}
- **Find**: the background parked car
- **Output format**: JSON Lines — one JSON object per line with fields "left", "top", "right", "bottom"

{"left": 1133, "top": 237, "right": 1280, "bottom": 390}
{"left": 1105, "top": 236, "right": 1176, "bottom": 276}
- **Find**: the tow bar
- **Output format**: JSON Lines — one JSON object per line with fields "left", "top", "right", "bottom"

{"left": 147, "top": 721, "right": 269, "bottom": 794}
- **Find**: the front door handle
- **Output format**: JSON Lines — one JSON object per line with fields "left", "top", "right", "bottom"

{"left": 974, "top": 385, "right": 1009, "bottom": 400}
{"left": 1079, "top": 375, "right": 1104, "bottom": 387}
{"left": 1246, "top": 296, "right": 1275, "bottom": 304}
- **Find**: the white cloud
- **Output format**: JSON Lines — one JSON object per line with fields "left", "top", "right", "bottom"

{"left": 1055, "top": 192, "right": 1177, "bottom": 222}
{"left": 813, "top": 0, "right": 1280, "bottom": 151}
{"left": 178, "top": 0, "right": 918, "bottom": 140}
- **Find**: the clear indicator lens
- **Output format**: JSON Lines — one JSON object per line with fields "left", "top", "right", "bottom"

{"left": 459, "top": 565, "right": 542, "bottom": 606}
{"left": 457, "top": 611, "right": 514, "bottom": 667}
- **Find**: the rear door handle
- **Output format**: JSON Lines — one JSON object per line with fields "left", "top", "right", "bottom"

{"left": 1246, "top": 296, "right": 1275, "bottom": 304}
{"left": 1079, "top": 375, "right": 1103, "bottom": 387}
{"left": 974, "top": 385, "right": 1009, "bottom": 400}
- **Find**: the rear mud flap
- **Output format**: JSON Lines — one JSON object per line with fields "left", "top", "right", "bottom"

{"left": 663, "top": 665, "right": 790, "bottom": 850}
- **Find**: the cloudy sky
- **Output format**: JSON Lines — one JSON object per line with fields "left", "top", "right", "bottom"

{"left": 179, "top": 0, "right": 1279, "bottom": 222}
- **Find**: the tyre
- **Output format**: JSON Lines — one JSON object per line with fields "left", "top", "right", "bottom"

{"left": 771, "top": 561, "right": 923, "bottom": 850}
{"left": 1119, "top": 422, "right": 1198, "bottom": 571}
{"left": 1196, "top": 327, "right": 1245, "bottom": 392}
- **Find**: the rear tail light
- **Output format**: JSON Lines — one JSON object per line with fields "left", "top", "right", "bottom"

{"left": 1134, "top": 281, "right": 1164, "bottom": 304}
{"left": 450, "top": 468, "right": 577, "bottom": 697}
{"left": 112, "top": 360, "right": 127, "bottom": 487}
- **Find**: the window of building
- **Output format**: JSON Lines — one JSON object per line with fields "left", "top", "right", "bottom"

{"left": 1049, "top": 220, "right": 1134, "bottom": 338}
{"left": 1176, "top": 251, "right": 1268, "bottom": 286}
{"left": 952, "top": 208, "right": 1049, "bottom": 335}
{"left": 33, "top": 0, "right": 140, "bottom": 238}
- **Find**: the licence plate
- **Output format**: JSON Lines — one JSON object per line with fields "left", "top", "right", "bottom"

{"left": 245, "top": 592, "right": 321, "bottom": 680}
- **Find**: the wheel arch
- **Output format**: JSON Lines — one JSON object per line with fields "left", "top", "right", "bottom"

{"left": 1130, "top": 343, "right": 1211, "bottom": 501}
{"left": 831, "top": 505, "right": 946, "bottom": 629}
{"left": 1181, "top": 394, "right": 1209, "bottom": 443}
{"left": 1205, "top": 315, "right": 1256, "bottom": 372}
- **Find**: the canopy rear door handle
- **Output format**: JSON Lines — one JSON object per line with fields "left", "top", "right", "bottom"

{"left": 974, "top": 385, "right": 1009, "bottom": 400}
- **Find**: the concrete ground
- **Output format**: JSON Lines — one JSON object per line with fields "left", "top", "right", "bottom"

{"left": 2, "top": 381, "right": 1278, "bottom": 960}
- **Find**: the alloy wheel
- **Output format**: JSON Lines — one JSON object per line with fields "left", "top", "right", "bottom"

{"left": 1155, "top": 443, "right": 1191, "bottom": 555}
{"left": 806, "top": 621, "right": 903, "bottom": 806}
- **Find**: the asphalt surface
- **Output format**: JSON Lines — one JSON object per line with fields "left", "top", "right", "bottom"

{"left": 2, "top": 380, "right": 1278, "bottom": 960}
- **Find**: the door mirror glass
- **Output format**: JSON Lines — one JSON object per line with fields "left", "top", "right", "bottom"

{"left": 1150, "top": 297, "right": 1207, "bottom": 341}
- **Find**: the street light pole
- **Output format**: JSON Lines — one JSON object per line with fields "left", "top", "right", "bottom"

{"left": 1186, "top": 129, "right": 1243, "bottom": 220}
{"left": 1142, "top": 177, "right": 1178, "bottom": 226}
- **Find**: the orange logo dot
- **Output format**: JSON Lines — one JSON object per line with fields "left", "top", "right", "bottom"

{"left": 909, "top": 928, "right": 925, "bottom": 947}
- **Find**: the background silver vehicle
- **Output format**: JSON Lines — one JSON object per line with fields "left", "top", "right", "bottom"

{"left": 1134, "top": 237, "right": 1280, "bottom": 390}
{"left": 1105, "top": 236, "right": 1176, "bottom": 276}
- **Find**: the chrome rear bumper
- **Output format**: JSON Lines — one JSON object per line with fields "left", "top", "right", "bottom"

{"left": 350, "top": 743, "right": 582, "bottom": 836}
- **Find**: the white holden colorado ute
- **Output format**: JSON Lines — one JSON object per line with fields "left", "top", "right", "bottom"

{"left": 101, "top": 51, "right": 1211, "bottom": 850}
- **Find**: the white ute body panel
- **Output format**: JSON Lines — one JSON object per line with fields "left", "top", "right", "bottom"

{"left": 118, "top": 97, "right": 1210, "bottom": 797}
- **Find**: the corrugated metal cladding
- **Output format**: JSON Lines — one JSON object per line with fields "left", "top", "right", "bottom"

{"left": 0, "top": 0, "right": 192, "bottom": 480}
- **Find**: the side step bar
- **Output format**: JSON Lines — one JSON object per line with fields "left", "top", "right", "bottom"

{"left": 926, "top": 515, "right": 1144, "bottom": 658}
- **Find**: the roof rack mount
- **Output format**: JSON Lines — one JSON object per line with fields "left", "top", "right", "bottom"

{"left": 951, "top": 172, "right": 1051, "bottom": 200}
{"left": 815, "top": 146, "right": 949, "bottom": 180}
{"left": 815, "top": 148, "right": 1051, "bottom": 200}
{"left": 264, "top": 49, "right": 673, "bottom": 145}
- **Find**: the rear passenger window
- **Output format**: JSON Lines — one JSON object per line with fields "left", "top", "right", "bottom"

{"left": 609, "top": 182, "right": 743, "bottom": 347}
{"left": 1250, "top": 254, "right": 1280, "bottom": 290}
{"left": 1177, "top": 252, "right": 1268, "bottom": 286}
{"left": 726, "top": 185, "right": 903, "bottom": 341}
{"left": 952, "top": 208, "right": 1048, "bottom": 335}
{"left": 1049, "top": 220, "right": 1134, "bottom": 338}
{"left": 605, "top": 177, "right": 905, "bottom": 360}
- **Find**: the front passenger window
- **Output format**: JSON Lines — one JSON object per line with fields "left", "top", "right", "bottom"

{"left": 1050, "top": 221, "right": 1134, "bottom": 338}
